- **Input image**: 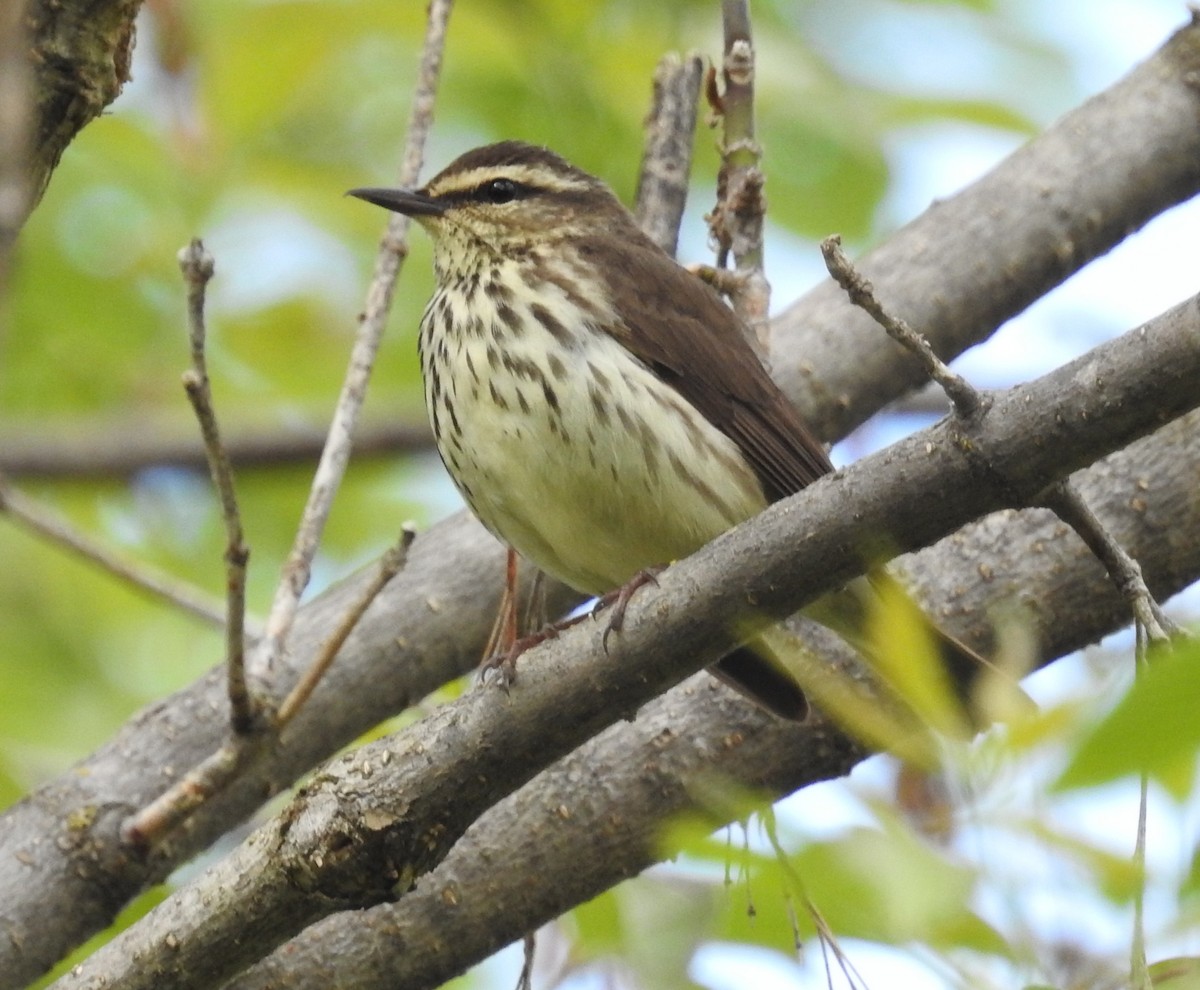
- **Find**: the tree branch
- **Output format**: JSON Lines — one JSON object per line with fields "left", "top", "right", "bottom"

{"left": 48, "top": 294, "right": 1200, "bottom": 989}
{"left": 0, "top": 417, "right": 435, "bottom": 481}
{"left": 248, "top": 0, "right": 453, "bottom": 694}
{"left": 634, "top": 51, "right": 704, "bottom": 256}
{"left": 226, "top": 388, "right": 1200, "bottom": 990}
{"left": 176, "top": 239, "right": 254, "bottom": 732}
{"left": 21, "top": 0, "right": 140, "bottom": 225}
{"left": 772, "top": 13, "right": 1200, "bottom": 440}
{"left": 0, "top": 472, "right": 231, "bottom": 628}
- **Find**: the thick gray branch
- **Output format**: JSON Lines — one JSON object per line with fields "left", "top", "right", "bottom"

{"left": 773, "top": 14, "right": 1200, "bottom": 440}
{"left": 16, "top": 0, "right": 141, "bottom": 231}
{"left": 229, "top": 395, "right": 1200, "bottom": 990}
{"left": 49, "top": 296, "right": 1200, "bottom": 989}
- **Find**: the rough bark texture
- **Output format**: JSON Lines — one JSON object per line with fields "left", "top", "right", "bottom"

{"left": 44, "top": 299, "right": 1200, "bottom": 990}
{"left": 17, "top": 0, "right": 140, "bottom": 226}
{"left": 226, "top": 394, "right": 1200, "bottom": 990}
{"left": 771, "top": 15, "right": 1200, "bottom": 440}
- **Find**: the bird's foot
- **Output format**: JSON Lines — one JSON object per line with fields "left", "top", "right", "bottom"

{"left": 591, "top": 566, "right": 664, "bottom": 651}
{"left": 479, "top": 611, "right": 590, "bottom": 688}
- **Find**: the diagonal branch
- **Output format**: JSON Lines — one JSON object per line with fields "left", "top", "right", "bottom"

{"left": 0, "top": 472, "right": 230, "bottom": 627}
{"left": 229, "top": 385, "right": 1200, "bottom": 990}
{"left": 248, "top": 0, "right": 453, "bottom": 694}
{"left": 773, "top": 13, "right": 1200, "bottom": 440}
{"left": 49, "top": 294, "right": 1200, "bottom": 990}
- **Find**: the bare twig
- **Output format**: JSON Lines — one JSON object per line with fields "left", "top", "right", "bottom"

{"left": 178, "top": 239, "right": 254, "bottom": 732}
{"left": 634, "top": 51, "right": 704, "bottom": 257}
{"left": 275, "top": 525, "right": 417, "bottom": 729}
{"left": 0, "top": 472, "right": 231, "bottom": 628}
{"left": 121, "top": 735, "right": 268, "bottom": 848}
{"left": 1039, "top": 445, "right": 1175, "bottom": 990}
{"left": 821, "top": 235, "right": 983, "bottom": 419}
{"left": 517, "top": 934, "right": 535, "bottom": 990}
{"left": 819, "top": 233, "right": 1176, "bottom": 656}
{"left": 1131, "top": 754, "right": 1152, "bottom": 990}
{"left": 119, "top": 0, "right": 455, "bottom": 850}
{"left": 121, "top": 526, "right": 418, "bottom": 848}
{"left": 705, "top": 0, "right": 770, "bottom": 354}
{"left": 249, "top": 0, "right": 454, "bottom": 696}
{"left": 1039, "top": 479, "right": 1178, "bottom": 642}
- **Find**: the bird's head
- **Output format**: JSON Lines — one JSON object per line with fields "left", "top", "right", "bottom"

{"left": 349, "top": 141, "right": 629, "bottom": 278}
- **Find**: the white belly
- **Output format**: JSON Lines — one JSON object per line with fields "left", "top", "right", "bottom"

{"left": 420, "top": 281, "right": 767, "bottom": 596}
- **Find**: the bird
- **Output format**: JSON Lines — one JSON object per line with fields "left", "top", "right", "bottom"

{"left": 349, "top": 140, "right": 982, "bottom": 720}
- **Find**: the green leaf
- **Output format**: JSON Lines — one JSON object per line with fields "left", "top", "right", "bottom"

{"left": 864, "top": 573, "right": 969, "bottom": 739}
{"left": 1055, "top": 637, "right": 1200, "bottom": 793}
{"left": 1150, "top": 956, "right": 1200, "bottom": 990}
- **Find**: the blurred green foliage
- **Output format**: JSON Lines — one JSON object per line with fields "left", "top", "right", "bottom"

{"left": 4, "top": 1, "right": 1195, "bottom": 988}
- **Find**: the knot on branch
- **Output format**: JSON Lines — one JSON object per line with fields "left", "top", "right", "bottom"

{"left": 277, "top": 786, "right": 418, "bottom": 904}
{"left": 724, "top": 38, "right": 754, "bottom": 85}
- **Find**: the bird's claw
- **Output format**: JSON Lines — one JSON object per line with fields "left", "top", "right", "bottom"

{"left": 591, "top": 567, "right": 663, "bottom": 652}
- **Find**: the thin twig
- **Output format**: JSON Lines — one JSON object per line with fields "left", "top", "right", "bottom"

{"left": 1130, "top": 621, "right": 1152, "bottom": 990}
{"left": 762, "top": 810, "right": 867, "bottom": 989}
{"left": 821, "top": 234, "right": 983, "bottom": 419}
{"left": 1040, "top": 479, "right": 1177, "bottom": 642}
{"left": 705, "top": 0, "right": 770, "bottom": 355}
{"left": 178, "top": 239, "right": 254, "bottom": 732}
{"left": 121, "top": 735, "right": 267, "bottom": 848}
{"left": 120, "top": 0, "right": 454, "bottom": 849}
{"left": 1041, "top": 471, "right": 1175, "bottom": 989}
{"left": 132, "top": 526, "right": 416, "bottom": 844}
{"left": 517, "top": 934, "right": 536, "bottom": 990}
{"left": 1131, "top": 743, "right": 1152, "bottom": 990}
{"left": 275, "top": 525, "right": 416, "bottom": 729}
{"left": 0, "top": 472, "right": 231, "bottom": 629}
{"left": 634, "top": 51, "right": 704, "bottom": 257}
{"left": 822, "top": 232, "right": 1175, "bottom": 651}
{"left": 249, "top": 0, "right": 454, "bottom": 699}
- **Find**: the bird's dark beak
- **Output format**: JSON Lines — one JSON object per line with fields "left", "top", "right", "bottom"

{"left": 347, "top": 186, "right": 446, "bottom": 217}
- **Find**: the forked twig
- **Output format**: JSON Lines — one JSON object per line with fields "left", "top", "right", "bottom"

{"left": 821, "top": 234, "right": 982, "bottom": 419}
{"left": 821, "top": 234, "right": 1179, "bottom": 658}
{"left": 120, "top": 736, "right": 266, "bottom": 847}
{"left": 275, "top": 525, "right": 416, "bottom": 728}
{"left": 120, "top": 0, "right": 455, "bottom": 848}
{"left": 821, "top": 234, "right": 1176, "bottom": 644}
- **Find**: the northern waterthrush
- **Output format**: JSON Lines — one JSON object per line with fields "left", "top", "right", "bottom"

{"left": 350, "top": 141, "right": 981, "bottom": 720}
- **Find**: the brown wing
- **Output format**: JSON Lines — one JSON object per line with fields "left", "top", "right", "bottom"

{"left": 582, "top": 232, "right": 833, "bottom": 502}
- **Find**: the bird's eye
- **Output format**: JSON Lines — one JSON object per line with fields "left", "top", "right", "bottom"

{"left": 481, "top": 178, "right": 519, "bottom": 204}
